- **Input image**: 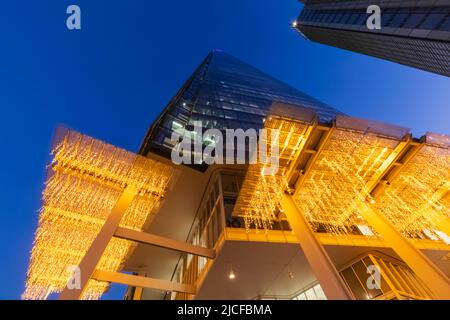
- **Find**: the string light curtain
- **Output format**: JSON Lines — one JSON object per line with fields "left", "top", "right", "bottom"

{"left": 23, "top": 129, "right": 174, "bottom": 300}
{"left": 235, "top": 115, "right": 311, "bottom": 230}
{"left": 374, "top": 134, "right": 450, "bottom": 240}
{"left": 292, "top": 129, "right": 401, "bottom": 236}
{"left": 236, "top": 113, "right": 450, "bottom": 244}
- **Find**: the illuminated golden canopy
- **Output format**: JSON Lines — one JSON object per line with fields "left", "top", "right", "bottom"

{"left": 239, "top": 120, "right": 308, "bottom": 229}
{"left": 234, "top": 104, "right": 316, "bottom": 230}
{"left": 374, "top": 133, "right": 450, "bottom": 240}
{"left": 23, "top": 129, "right": 174, "bottom": 300}
{"left": 235, "top": 105, "right": 450, "bottom": 244}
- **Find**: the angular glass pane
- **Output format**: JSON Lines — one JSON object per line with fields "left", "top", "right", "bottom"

{"left": 341, "top": 268, "right": 368, "bottom": 300}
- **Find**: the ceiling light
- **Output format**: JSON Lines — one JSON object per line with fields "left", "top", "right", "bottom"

{"left": 228, "top": 266, "right": 236, "bottom": 280}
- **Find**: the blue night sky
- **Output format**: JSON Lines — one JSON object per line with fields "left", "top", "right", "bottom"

{"left": 0, "top": 1, "right": 448, "bottom": 300}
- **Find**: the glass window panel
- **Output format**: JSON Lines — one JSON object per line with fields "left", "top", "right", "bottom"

{"left": 319, "top": 13, "right": 329, "bottom": 23}
{"left": 382, "top": 261, "right": 406, "bottom": 292}
{"left": 222, "top": 174, "right": 237, "bottom": 193}
{"left": 332, "top": 13, "right": 343, "bottom": 23}
{"left": 340, "top": 13, "right": 351, "bottom": 24}
{"left": 356, "top": 260, "right": 383, "bottom": 298}
{"left": 207, "top": 194, "right": 214, "bottom": 213}
{"left": 296, "top": 293, "right": 306, "bottom": 300}
{"left": 224, "top": 196, "right": 236, "bottom": 219}
{"left": 214, "top": 179, "right": 220, "bottom": 198}
{"left": 396, "top": 267, "right": 421, "bottom": 296}
{"left": 355, "top": 13, "right": 367, "bottom": 25}
{"left": 363, "top": 257, "right": 390, "bottom": 294}
{"left": 313, "top": 285, "right": 327, "bottom": 300}
{"left": 328, "top": 13, "right": 338, "bottom": 23}
{"left": 211, "top": 208, "right": 218, "bottom": 244}
{"left": 352, "top": 261, "right": 367, "bottom": 281}
{"left": 404, "top": 13, "right": 426, "bottom": 29}
{"left": 236, "top": 175, "right": 244, "bottom": 191}
{"left": 389, "top": 13, "right": 408, "bottom": 28}
{"left": 341, "top": 268, "right": 368, "bottom": 300}
{"left": 348, "top": 13, "right": 359, "bottom": 24}
{"left": 356, "top": 263, "right": 381, "bottom": 296}
{"left": 437, "top": 16, "right": 450, "bottom": 31}
{"left": 305, "top": 288, "right": 317, "bottom": 300}
{"left": 381, "top": 13, "right": 394, "bottom": 27}
{"left": 207, "top": 219, "right": 213, "bottom": 248}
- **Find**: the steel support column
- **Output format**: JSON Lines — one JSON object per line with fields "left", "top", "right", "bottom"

{"left": 59, "top": 187, "right": 136, "bottom": 300}
{"left": 92, "top": 271, "right": 195, "bottom": 295}
{"left": 358, "top": 203, "right": 450, "bottom": 299}
{"left": 281, "top": 194, "right": 355, "bottom": 300}
{"left": 114, "top": 227, "right": 215, "bottom": 259}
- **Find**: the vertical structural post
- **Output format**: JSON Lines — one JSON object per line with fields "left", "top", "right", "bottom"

{"left": 59, "top": 187, "right": 136, "bottom": 300}
{"left": 281, "top": 194, "right": 355, "bottom": 300}
{"left": 417, "top": 189, "right": 450, "bottom": 237}
{"left": 430, "top": 215, "right": 450, "bottom": 240}
{"left": 218, "top": 174, "right": 227, "bottom": 235}
{"left": 133, "top": 286, "right": 143, "bottom": 300}
{"left": 131, "top": 271, "right": 145, "bottom": 300}
{"left": 358, "top": 203, "right": 450, "bottom": 299}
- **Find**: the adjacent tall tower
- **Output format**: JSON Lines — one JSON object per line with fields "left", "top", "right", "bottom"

{"left": 294, "top": 1, "right": 450, "bottom": 77}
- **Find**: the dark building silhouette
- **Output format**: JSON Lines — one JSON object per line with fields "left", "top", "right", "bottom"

{"left": 294, "top": 0, "right": 450, "bottom": 76}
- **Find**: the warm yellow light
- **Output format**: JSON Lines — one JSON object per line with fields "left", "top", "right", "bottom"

{"left": 234, "top": 116, "right": 309, "bottom": 231}
{"left": 374, "top": 143, "right": 450, "bottom": 239}
{"left": 291, "top": 130, "right": 396, "bottom": 236}
{"left": 228, "top": 265, "right": 236, "bottom": 280}
{"left": 23, "top": 129, "right": 174, "bottom": 300}
{"left": 234, "top": 114, "right": 450, "bottom": 242}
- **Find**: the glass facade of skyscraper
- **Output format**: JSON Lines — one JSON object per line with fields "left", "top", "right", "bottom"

{"left": 140, "top": 50, "right": 343, "bottom": 162}
{"left": 295, "top": 1, "right": 450, "bottom": 76}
